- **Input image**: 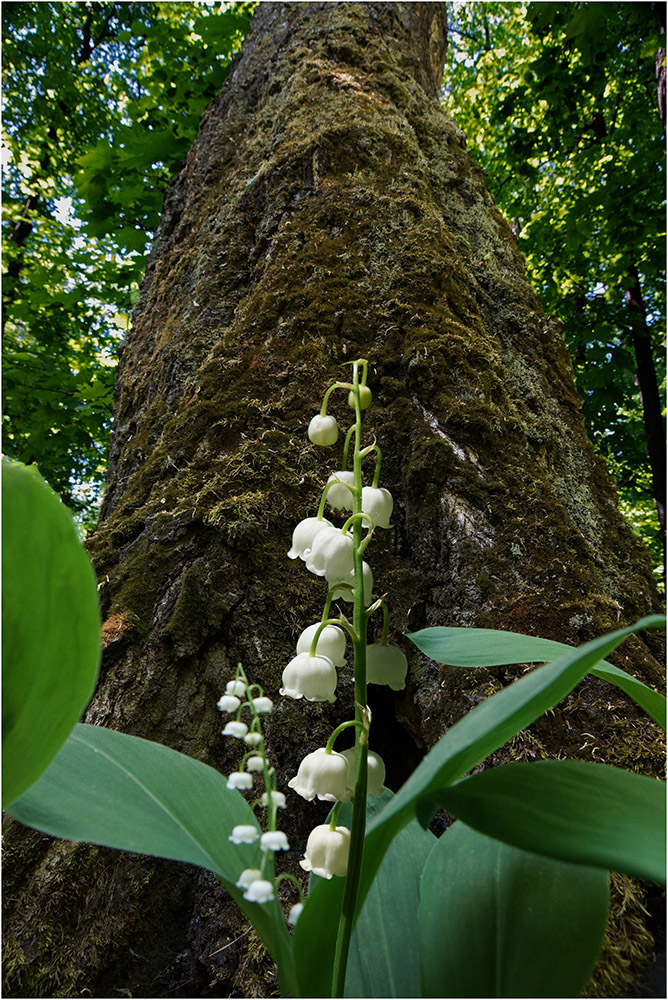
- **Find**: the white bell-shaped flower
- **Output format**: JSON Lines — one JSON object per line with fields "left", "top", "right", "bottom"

{"left": 305, "top": 527, "right": 354, "bottom": 580}
{"left": 260, "top": 830, "right": 289, "bottom": 852}
{"left": 280, "top": 652, "right": 337, "bottom": 702}
{"left": 288, "top": 902, "right": 304, "bottom": 925}
{"left": 246, "top": 755, "right": 265, "bottom": 772}
{"left": 225, "top": 680, "right": 247, "bottom": 698}
{"left": 227, "top": 771, "right": 253, "bottom": 790}
{"left": 287, "top": 516, "right": 334, "bottom": 561}
{"left": 325, "top": 471, "right": 355, "bottom": 512}
{"left": 299, "top": 824, "right": 350, "bottom": 879}
{"left": 244, "top": 731, "right": 263, "bottom": 746}
{"left": 236, "top": 868, "right": 262, "bottom": 889}
{"left": 340, "top": 747, "right": 387, "bottom": 798}
{"left": 251, "top": 696, "right": 273, "bottom": 714}
{"left": 366, "top": 643, "right": 408, "bottom": 690}
{"left": 308, "top": 414, "right": 339, "bottom": 446}
{"left": 261, "top": 789, "right": 287, "bottom": 808}
{"left": 229, "top": 824, "right": 260, "bottom": 844}
{"left": 288, "top": 747, "right": 352, "bottom": 802}
{"left": 222, "top": 721, "right": 249, "bottom": 739}
{"left": 243, "top": 879, "right": 275, "bottom": 903}
{"left": 361, "top": 486, "right": 393, "bottom": 529}
{"left": 330, "top": 561, "right": 373, "bottom": 604}
{"left": 296, "top": 623, "right": 347, "bottom": 667}
{"left": 217, "top": 694, "right": 241, "bottom": 712}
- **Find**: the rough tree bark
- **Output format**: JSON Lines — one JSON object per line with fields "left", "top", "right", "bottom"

{"left": 3, "top": 4, "right": 665, "bottom": 998}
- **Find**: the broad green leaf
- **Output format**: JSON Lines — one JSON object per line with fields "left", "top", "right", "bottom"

{"left": 418, "top": 822, "right": 610, "bottom": 998}
{"left": 2, "top": 460, "right": 101, "bottom": 806}
{"left": 345, "top": 795, "right": 435, "bottom": 998}
{"left": 292, "top": 857, "right": 346, "bottom": 998}
{"left": 437, "top": 760, "right": 666, "bottom": 884}
{"left": 6, "top": 723, "right": 297, "bottom": 993}
{"left": 293, "top": 791, "right": 434, "bottom": 999}
{"left": 407, "top": 624, "right": 666, "bottom": 729}
{"left": 358, "top": 616, "right": 664, "bottom": 911}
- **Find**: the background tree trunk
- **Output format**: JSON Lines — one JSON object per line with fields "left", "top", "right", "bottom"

{"left": 3, "top": 3, "right": 664, "bottom": 997}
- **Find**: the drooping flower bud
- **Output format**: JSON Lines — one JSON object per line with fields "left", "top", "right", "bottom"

{"left": 347, "top": 385, "right": 372, "bottom": 410}
{"left": 280, "top": 652, "right": 337, "bottom": 702}
{"left": 287, "top": 516, "right": 334, "bottom": 561}
{"left": 340, "top": 747, "right": 387, "bottom": 798}
{"left": 246, "top": 755, "right": 265, "bottom": 772}
{"left": 243, "top": 879, "right": 275, "bottom": 903}
{"left": 225, "top": 680, "right": 247, "bottom": 698}
{"left": 361, "top": 486, "right": 393, "bottom": 529}
{"left": 244, "top": 731, "right": 263, "bottom": 746}
{"left": 305, "top": 527, "right": 354, "bottom": 580}
{"left": 325, "top": 471, "right": 355, "bottom": 512}
{"left": 229, "top": 824, "right": 260, "bottom": 844}
{"left": 236, "top": 868, "right": 262, "bottom": 889}
{"left": 260, "top": 830, "right": 290, "bottom": 852}
{"left": 251, "top": 696, "right": 273, "bottom": 714}
{"left": 227, "top": 771, "right": 253, "bottom": 790}
{"left": 288, "top": 747, "right": 352, "bottom": 802}
{"left": 222, "top": 721, "right": 249, "bottom": 739}
{"left": 366, "top": 643, "right": 408, "bottom": 690}
{"left": 296, "top": 623, "right": 347, "bottom": 667}
{"left": 299, "top": 824, "right": 350, "bottom": 879}
{"left": 217, "top": 695, "right": 241, "bottom": 712}
{"left": 261, "top": 790, "right": 287, "bottom": 808}
{"left": 288, "top": 902, "right": 304, "bottom": 925}
{"left": 308, "top": 414, "right": 339, "bottom": 446}
{"left": 330, "top": 561, "right": 373, "bottom": 604}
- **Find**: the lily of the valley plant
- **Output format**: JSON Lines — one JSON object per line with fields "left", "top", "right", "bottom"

{"left": 3, "top": 362, "right": 666, "bottom": 999}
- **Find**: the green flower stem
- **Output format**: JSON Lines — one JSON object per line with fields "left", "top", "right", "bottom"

{"left": 371, "top": 444, "right": 382, "bottom": 488}
{"left": 331, "top": 360, "right": 369, "bottom": 999}
{"left": 341, "top": 511, "right": 373, "bottom": 535}
{"left": 317, "top": 477, "right": 354, "bottom": 520}
{"left": 325, "top": 719, "right": 365, "bottom": 754}
{"left": 342, "top": 424, "right": 355, "bottom": 469}
{"left": 276, "top": 871, "right": 305, "bottom": 901}
{"left": 309, "top": 616, "right": 358, "bottom": 657}
{"left": 321, "top": 381, "right": 353, "bottom": 416}
{"left": 329, "top": 800, "right": 344, "bottom": 831}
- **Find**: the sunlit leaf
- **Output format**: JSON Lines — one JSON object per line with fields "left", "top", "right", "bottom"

{"left": 2, "top": 460, "right": 101, "bottom": 805}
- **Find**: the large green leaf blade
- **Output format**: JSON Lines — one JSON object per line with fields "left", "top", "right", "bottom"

{"left": 292, "top": 854, "right": 345, "bottom": 998}
{"left": 437, "top": 760, "right": 666, "bottom": 884}
{"left": 2, "top": 460, "right": 102, "bottom": 806}
{"left": 6, "top": 723, "right": 255, "bottom": 873}
{"left": 6, "top": 723, "right": 296, "bottom": 984}
{"left": 345, "top": 793, "right": 435, "bottom": 998}
{"left": 293, "top": 792, "right": 434, "bottom": 999}
{"left": 407, "top": 623, "right": 666, "bottom": 729}
{"left": 418, "top": 822, "right": 610, "bottom": 998}
{"left": 359, "top": 617, "right": 664, "bottom": 909}
{"left": 407, "top": 625, "right": 568, "bottom": 665}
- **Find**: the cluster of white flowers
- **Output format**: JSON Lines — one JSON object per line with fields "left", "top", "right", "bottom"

{"left": 218, "top": 669, "right": 303, "bottom": 920}
{"left": 281, "top": 363, "right": 408, "bottom": 880}
{"left": 284, "top": 387, "right": 408, "bottom": 704}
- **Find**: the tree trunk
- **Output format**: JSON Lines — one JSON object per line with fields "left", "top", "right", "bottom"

{"left": 3, "top": 3, "right": 664, "bottom": 997}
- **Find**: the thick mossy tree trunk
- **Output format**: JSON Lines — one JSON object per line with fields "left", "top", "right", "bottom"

{"left": 3, "top": 4, "right": 665, "bottom": 998}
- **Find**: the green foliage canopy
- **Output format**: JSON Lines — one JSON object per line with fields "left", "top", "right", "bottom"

{"left": 2, "top": 1, "right": 252, "bottom": 527}
{"left": 2, "top": 1, "right": 664, "bottom": 577}
{"left": 444, "top": 1, "right": 666, "bottom": 574}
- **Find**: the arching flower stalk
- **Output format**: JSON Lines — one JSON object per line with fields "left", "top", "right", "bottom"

{"left": 283, "top": 358, "right": 405, "bottom": 995}
{"left": 218, "top": 663, "right": 303, "bottom": 918}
